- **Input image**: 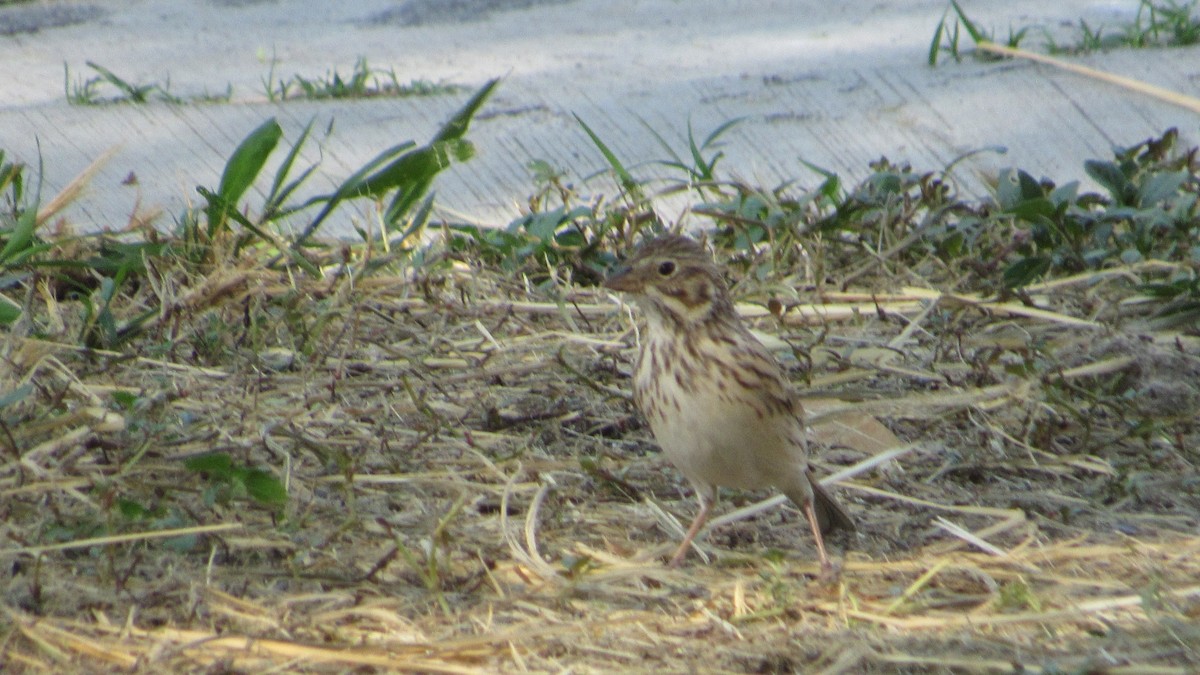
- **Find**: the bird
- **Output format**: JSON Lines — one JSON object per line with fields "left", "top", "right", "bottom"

{"left": 604, "top": 234, "right": 854, "bottom": 569}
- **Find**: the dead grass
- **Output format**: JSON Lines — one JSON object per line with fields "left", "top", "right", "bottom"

{"left": 2, "top": 232, "right": 1200, "bottom": 673}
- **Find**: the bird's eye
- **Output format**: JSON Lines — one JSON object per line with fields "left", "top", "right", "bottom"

{"left": 657, "top": 261, "right": 676, "bottom": 276}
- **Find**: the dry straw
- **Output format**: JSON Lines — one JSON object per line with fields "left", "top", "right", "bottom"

{"left": 4, "top": 251, "right": 1198, "bottom": 671}
{"left": 3, "top": 148, "right": 1199, "bottom": 669}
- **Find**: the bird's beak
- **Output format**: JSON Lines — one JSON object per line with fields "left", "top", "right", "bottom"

{"left": 603, "top": 265, "right": 639, "bottom": 293}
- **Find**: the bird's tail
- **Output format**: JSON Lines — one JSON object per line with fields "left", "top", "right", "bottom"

{"left": 806, "top": 470, "right": 855, "bottom": 535}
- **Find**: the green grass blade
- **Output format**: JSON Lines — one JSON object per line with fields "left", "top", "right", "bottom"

{"left": 699, "top": 117, "right": 744, "bottom": 151}
{"left": 85, "top": 61, "right": 144, "bottom": 100}
{"left": 431, "top": 78, "right": 499, "bottom": 144}
{"left": 208, "top": 118, "right": 282, "bottom": 235}
{"left": 686, "top": 121, "right": 709, "bottom": 180}
{"left": 0, "top": 204, "right": 38, "bottom": 265}
{"left": 1, "top": 148, "right": 43, "bottom": 266}
{"left": 392, "top": 192, "right": 436, "bottom": 247}
{"left": 293, "top": 141, "right": 418, "bottom": 244}
{"left": 948, "top": 0, "right": 987, "bottom": 44}
{"left": 263, "top": 164, "right": 319, "bottom": 222}
{"left": 217, "top": 118, "right": 283, "bottom": 203}
{"left": 929, "top": 13, "right": 947, "bottom": 65}
{"left": 574, "top": 114, "right": 641, "bottom": 198}
{"left": 263, "top": 117, "right": 315, "bottom": 218}
{"left": 691, "top": 117, "right": 743, "bottom": 181}
{"left": 0, "top": 294, "right": 20, "bottom": 324}
{"left": 636, "top": 115, "right": 688, "bottom": 169}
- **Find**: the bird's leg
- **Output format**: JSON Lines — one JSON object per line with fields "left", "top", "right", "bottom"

{"left": 668, "top": 488, "right": 715, "bottom": 568}
{"left": 802, "top": 499, "right": 833, "bottom": 573}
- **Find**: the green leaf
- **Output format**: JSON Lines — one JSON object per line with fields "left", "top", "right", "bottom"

{"left": 0, "top": 200, "right": 39, "bottom": 265}
{"left": 1003, "top": 255, "right": 1052, "bottom": 287}
{"left": 85, "top": 61, "right": 149, "bottom": 101}
{"left": 242, "top": 469, "right": 288, "bottom": 505}
{"left": 929, "top": 13, "right": 947, "bottom": 66}
{"left": 184, "top": 452, "right": 235, "bottom": 478}
{"left": 263, "top": 117, "right": 317, "bottom": 220}
{"left": 1137, "top": 171, "right": 1188, "bottom": 207}
{"left": 526, "top": 209, "right": 565, "bottom": 242}
{"left": 430, "top": 77, "right": 499, "bottom": 144}
{"left": 0, "top": 295, "right": 20, "bottom": 324}
{"left": 996, "top": 168, "right": 1047, "bottom": 210}
{"left": 1006, "top": 197, "right": 1055, "bottom": 221}
{"left": 1016, "top": 169, "right": 1044, "bottom": 200}
{"left": 575, "top": 114, "right": 642, "bottom": 199}
{"left": 1084, "top": 160, "right": 1135, "bottom": 205}
{"left": 1048, "top": 181, "right": 1080, "bottom": 206}
{"left": 948, "top": 0, "right": 987, "bottom": 43}
{"left": 116, "top": 498, "right": 149, "bottom": 519}
{"left": 219, "top": 118, "right": 284, "bottom": 202}
{"left": 362, "top": 143, "right": 447, "bottom": 200}
{"left": 112, "top": 390, "right": 139, "bottom": 410}
{"left": 208, "top": 118, "right": 283, "bottom": 234}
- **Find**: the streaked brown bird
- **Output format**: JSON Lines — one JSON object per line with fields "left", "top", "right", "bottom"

{"left": 604, "top": 234, "right": 853, "bottom": 568}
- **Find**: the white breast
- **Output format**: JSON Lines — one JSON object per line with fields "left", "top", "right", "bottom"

{"left": 635, "top": 332, "right": 807, "bottom": 492}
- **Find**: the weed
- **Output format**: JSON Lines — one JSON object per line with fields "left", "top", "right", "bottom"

{"left": 1124, "top": 0, "right": 1200, "bottom": 48}
{"left": 65, "top": 61, "right": 184, "bottom": 105}
{"left": 931, "top": 0, "right": 1200, "bottom": 61}
{"left": 184, "top": 452, "right": 288, "bottom": 509}
{"left": 446, "top": 116, "right": 754, "bottom": 281}
{"left": 392, "top": 494, "right": 469, "bottom": 614}
{"left": 445, "top": 115, "right": 697, "bottom": 282}
{"left": 182, "top": 77, "right": 498, "bottom": 271}
{"left": 999, "top": 129, "right": 1199, "bottom": 287}
{"left": 640, "top": 116, "right": 744, "bottom": 193}
{"left": 263, "top": 56, "right": 461, "bottom": 102}
{"left": 995, "top": 578, "right": 1043, "bottom": 612}
{"left": 2, "top": 77, "right": 497, "bottom": 359}
{"left": 929, "top": 0, "right": 991, "bottom": 65}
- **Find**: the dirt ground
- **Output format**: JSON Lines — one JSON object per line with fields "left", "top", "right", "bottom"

{"left": 3, "top": 237, "right": 1199, "bottom": 672}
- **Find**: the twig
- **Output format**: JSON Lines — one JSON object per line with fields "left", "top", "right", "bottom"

{"left": 976, "top": 41, "right": 1200, "bottom": 115}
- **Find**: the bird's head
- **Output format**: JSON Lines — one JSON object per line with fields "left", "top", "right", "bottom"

{"left": 603, "top": 235, "right": 734, "bottom": 326}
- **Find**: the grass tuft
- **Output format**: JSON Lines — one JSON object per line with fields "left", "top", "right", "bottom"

{"left": 263, "top": 56, "right": 462, "bottom": 102}
{"left": 931, "top": 0, "right": 1200, "bottom": 63}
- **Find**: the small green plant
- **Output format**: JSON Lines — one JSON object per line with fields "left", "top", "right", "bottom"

{"left": 3, "top": 79, "right": 498, "bottom": 356}
{"left": 263, "top": 56, "right": 461, "bottom": 102}
{"left": 0, "top": 149, "right": 26, "bottom": 218}
{"left": 1122, "top": 0, "right": 1200, "bottom": 48}
{"left": 0, "top": 149, "right": 40, "bottom": 257}
{"left": 185, "top": 77, "right": 498, "bottom": 270}
{"left": 999, "top": 128, "right": 1199, "bottom": 287}
{"left": 929, "top": 0, "right": 990, "bottom": 65}
{"left": 446, "top": 114, "right": 741, "bottom": 280}
{"left": 0, "top": 150, "right": 41, "bottom": 325}
{"left": 290, "top": 76, "right": 497, "bottom": 253}
{"left": 393, "top": 494, "right": 469, "bottom": 614}
{"left": 932, "top": 0, "right": 1200, "bottom": 62}
{"left": 640, "top": 116, "right": 744, "bottom": 194}
{"left": 184, "top": 452, "right": 288, "bottom": 508}
{"left": 995, "top": 578, "right": 1043, "bottom": 612}
{"left": 65, "top": 61, "right": 184, "bottom": 105}
{"left": 64, "top": 62, "right": 234, "bottom": 105}
{"left": 447, "top": 201, "right": 615, "bottom": 280}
